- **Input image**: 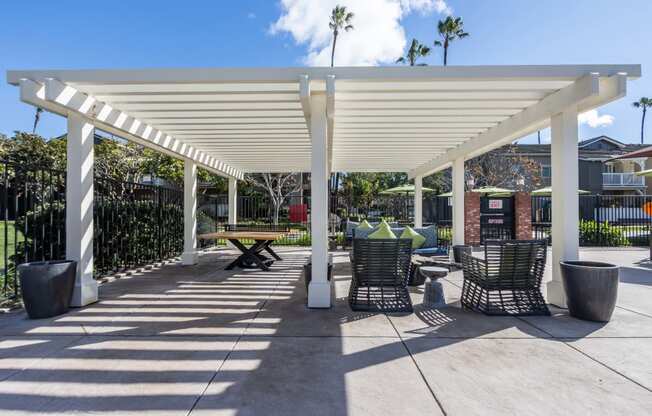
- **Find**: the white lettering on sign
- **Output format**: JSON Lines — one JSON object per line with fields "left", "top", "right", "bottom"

{"left": 488, "top": 199, "right": 503, "bottom": 210}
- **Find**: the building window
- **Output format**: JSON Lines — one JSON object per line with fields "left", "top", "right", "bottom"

{"left": 541, "top": 165, "right": 551, "bottom": 178}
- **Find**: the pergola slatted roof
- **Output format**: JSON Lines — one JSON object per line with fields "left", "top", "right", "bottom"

{"left": 7, "top": 65, "right": 640, "bottom": 176}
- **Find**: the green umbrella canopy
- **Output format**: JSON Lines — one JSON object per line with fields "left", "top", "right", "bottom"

{"left": 379, "top": 184, "right": 435, "bottom": 195}
{"left": 531, "top": 186, "right": 591, "bottom": 196}
{"left": 438, "top": 187, "right": 513, "bottom": 197}
{"left": 635, "top": 168, "right": 652, "bottom": 177}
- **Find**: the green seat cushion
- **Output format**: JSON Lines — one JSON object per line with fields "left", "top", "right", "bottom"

{"left": 357, "top": 220, "right": 373, "bottom": 231}
{"left": 354, "top": 220, "right": 374, "bottom": 239}
{"left": 368, "top": 221, "right": 397, "bottom": 239}
{"left": 400, "top": 226, "right": 426, "bottom": 249}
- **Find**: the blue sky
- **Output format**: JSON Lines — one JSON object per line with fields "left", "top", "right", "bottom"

{"left": 1, "top": 0, "right": 650, "bottom": 145}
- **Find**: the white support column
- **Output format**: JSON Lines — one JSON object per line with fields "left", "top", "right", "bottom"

{"left": 228, "top": 177, "right": 237, "bottom": 225}
{"left": 414, "top": 175, "right": 423, "bottom": 228}
{"left": 308, "top": 93, "right": 331, "bottom": 308}
{"left": 182, "top": 159, "right": 198, "bottom": 265}
{"left": 547, "top": 108, "right": 580, "bottom": 308}
{"left": 452, "top": 158, "right": 465, "bottom": 246}
{"left": 66, "top": 113, "right": 98, "bottom": 307}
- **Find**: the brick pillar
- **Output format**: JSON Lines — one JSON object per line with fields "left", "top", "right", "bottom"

{"left": 464, "top": 191, "right": 481, "bottom": 246}
{"left": 514, "top": 192, "right": 532, "bottom": 240}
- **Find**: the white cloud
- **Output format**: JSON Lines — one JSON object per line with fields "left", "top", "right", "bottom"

{"left": 270, "top": 0, "right": 451, "bottom": 66}
{"left": 578, "top": 110, "right": 615, "bottom": 128}
{"left": 248, "top": 12, "right": 257, "bottom": 19}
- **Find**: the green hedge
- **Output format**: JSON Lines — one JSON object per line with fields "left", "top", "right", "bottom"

{"left": 579, "top": 220, "right": 630, "bottom": 247}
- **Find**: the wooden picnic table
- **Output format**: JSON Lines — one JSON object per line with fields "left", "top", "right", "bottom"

{"left": 199, "top": 231, "right": 286, "bottom": 271}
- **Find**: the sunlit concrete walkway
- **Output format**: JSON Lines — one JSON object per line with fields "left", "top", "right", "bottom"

{"left": 0, "top": 247, "right": 651, "bottom": 415}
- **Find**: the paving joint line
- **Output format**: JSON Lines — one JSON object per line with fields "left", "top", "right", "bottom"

{"left": 615, "top": 304, "right": 652, "bottom": 319}
{"left": 384, "top": 313, "right": 448, "bottom": 416}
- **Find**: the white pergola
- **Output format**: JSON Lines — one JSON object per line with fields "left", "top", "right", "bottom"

{"left": 7, "top": 65, "right": 640, "bottom": 309}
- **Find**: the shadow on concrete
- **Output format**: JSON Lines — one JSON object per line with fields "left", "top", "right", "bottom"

{"left": 0, "top": 248, "right": 629, "bottom": 415}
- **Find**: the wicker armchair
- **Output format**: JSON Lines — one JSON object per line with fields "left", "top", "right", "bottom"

{"left": 349, "top": 238, "right": 413, "bottom": 312}
{"left": 461, "top": 239, "right": 549, "bottom": 316}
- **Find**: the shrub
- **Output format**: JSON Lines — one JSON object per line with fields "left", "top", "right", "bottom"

{"left": 579, "top": 220, "right": 630, "bottom": 247}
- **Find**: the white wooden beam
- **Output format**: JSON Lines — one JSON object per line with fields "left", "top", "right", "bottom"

{"left": 299, "top": 74, "right": 311, "bottom": 130}
{"left": 327, "top": 75, "right": 335, "bottom": 173}
{"left": 547, "top": 108, "right": 579, "bottom": 308}
{"left": 414, "top": 176, "right": 423, "bottom": 228}
{"left": 66, "top": 114, "right": 98, "bottom": 307}
{"left": 228, "top": 178, "right": 237, "bottom": 225}
{"left": 182, "top": 160, "right": 199, "bottom": 265}
{"left": 452, "top": 158, "right": 465, "bottom": 246}
{"left": 408, "top": 73, "right": 628, "bottom": 179}
{"left": 8, "top": 65, "right": 640, "bottom": 86}
{"left": 19, "top": 78, "right": 242, "bottom": 179}
{"left": 308, "top": 93, "right": 331, "bottom": 308}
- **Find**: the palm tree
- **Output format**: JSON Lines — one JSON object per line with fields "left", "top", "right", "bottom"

{"left": 329, "top": 5, "right": 354, "bottom": 67}
{"left": 633, "top": 97, "right": 652, "bottom": 144}
{"left": 32, "top": 107, "right": 43, "bottom": 134}
{"left": 433, "top": 16, "right": 469, "bottom": 66}
{"left": 396, "top": 38, "right": 431, "bottom": 66}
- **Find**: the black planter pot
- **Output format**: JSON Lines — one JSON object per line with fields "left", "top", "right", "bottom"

{"left": 452, "top": 245, "right": 473, "bottom": 263}
{"left": 18, "top": 260, "right": 77, "bottom": 319}
{"left": 560, "top": 261, "right": 619, "bottom": 322}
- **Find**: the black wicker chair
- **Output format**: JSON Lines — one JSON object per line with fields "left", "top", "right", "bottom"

{"left": 349, "top": 238, "right": 413, "bottom": 312}
{"left": 461, "top": 239, "right": 550, "bottom": 316}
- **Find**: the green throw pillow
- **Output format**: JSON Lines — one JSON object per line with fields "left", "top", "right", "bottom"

{"left": 400, "top": 226, "right": 426, "bottom": 249}
{"left": 368, "top": 221, "right": 397, "bottom": 239}
{"left": 357, "top": 219, "right": 373, "bottom": 231}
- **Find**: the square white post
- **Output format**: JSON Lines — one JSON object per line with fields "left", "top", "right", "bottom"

{"left": 414, "top": 175, "right": 423, "bottom": 228}
{"left": 228, "top": 177, "right": 237, "bottom": 224}
{"left": 66, "top": 114, "right": 98, "bottom": 307}
{"left": 547, "top": 108, "right": 579, "bottom": 308}
{"left": 452, "top": 157, "right": 465, "bottom": 246}
{"left": 182, "top": 159, "right": 198, "bottom": 265}
{"left": 308, "top": 93, "right": 331, "bottom": 308}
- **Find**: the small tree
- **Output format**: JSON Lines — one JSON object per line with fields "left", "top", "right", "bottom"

{"left": 465, "top": 145, "right": 543, "bottom": 191}
{"left": 245, "top": 173, "right": 302, "bottom": 224}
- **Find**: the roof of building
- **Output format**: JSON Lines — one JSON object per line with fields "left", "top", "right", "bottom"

{"left": 511, "top": 135, "right": 647, "bottom": 161}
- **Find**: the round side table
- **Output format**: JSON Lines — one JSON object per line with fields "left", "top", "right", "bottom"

{"left": 419, "top": 266, "right": 449, "bottom": 307}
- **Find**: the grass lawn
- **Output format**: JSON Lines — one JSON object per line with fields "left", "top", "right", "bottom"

{"left": 0, "top": 221, "right": 24, "bottom": 271}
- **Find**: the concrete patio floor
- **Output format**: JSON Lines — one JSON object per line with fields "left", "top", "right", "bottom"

{"left": 0, "top": 247, "right": 651, "bottom": 415}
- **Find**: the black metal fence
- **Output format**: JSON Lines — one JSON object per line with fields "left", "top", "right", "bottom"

{"left": 7, "top": 160, "right": 650, "bottom": 302}
{"left": 94, "top": 178, "right": 184, "bottom": 276}
{"left": 0, "top": 160, "right": 187, "bottom": 302}
{"left": 532, "top": 195, "right": 652, "bottom": 246}
{"left": 0, "top": 160, "right": 67, "bottom": 301}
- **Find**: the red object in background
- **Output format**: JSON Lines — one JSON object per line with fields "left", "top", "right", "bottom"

{"left": 289, "top": 204, "right": 308, "bottom": 223}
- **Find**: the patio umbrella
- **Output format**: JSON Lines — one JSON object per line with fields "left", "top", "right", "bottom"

{"left": 471, "top": 186, "right": 515, "bottom": 195}
{"left": 379, "top": 184, "right": 435, "bottom": 195}
{"left": 531, "top": 186, "right": 591, "bottom": 196}
{"left": 437, "top": 187, "right": 514, "bottom": 198}
{"left": 635, "top": 168, "right": 652, "bottom": 177}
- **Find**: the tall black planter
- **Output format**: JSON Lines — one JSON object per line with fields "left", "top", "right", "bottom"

{"left": 18, "top": 260, "right": 77, "bottom": 319}
{"left": 560, "top": 261, "right": 619, "bottom": 322}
